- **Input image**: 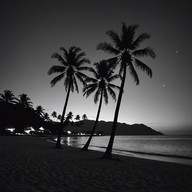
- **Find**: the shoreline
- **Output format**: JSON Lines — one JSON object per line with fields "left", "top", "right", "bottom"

{"left": 48, "top": 135, "right": 192, "bottom": 166}
{"left": 1, "top": 136, "right": 192, "bottom": 192}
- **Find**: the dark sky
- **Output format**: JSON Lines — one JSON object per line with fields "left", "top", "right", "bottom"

{"left": 0, "top": 0, "right": 192, "bottom": 134}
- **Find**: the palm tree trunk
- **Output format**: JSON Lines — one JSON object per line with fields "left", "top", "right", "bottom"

{"left": 55, "top": 84, "right": 71, "bottom": 149}
{"left": 103, "top": 64, "right": 127, "bottom": 159}
{"left": 81, "top": 92, "right": 103, "bottom": 151}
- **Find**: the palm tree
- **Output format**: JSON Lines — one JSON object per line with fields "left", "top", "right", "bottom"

{"left": 44, "top": 113, "right": 50, "bottom": 121}
{"left": 57, "top": 114, "right": 61, "bottom": 121}
{"left": 17, "top": 93, "right": 33, "bottom": 108}
{"left": 97, "top": 23, "right": 156, "bottom": 158}
{"left": 48, "top": 46, "right": 90, "bottom": 148}
{"left": 35, "top": 105, "right": 44, "bottom": 118}
{"left": 66, "top": 111, "right": 73, "bottom": 121}
{"left": 0, "top": 90, "right": 17, "bottom": 104}
{"left": 51, "top": 111, "right": 57, "bottom": 120}
{"left": 75, "top": 114, "right": 80, "bottom": 121}
{"left": 81, "top": 60, "right": 119, "bottom": 151}
{"left": 82, "top": 114, "right": 88, "bottom": 120}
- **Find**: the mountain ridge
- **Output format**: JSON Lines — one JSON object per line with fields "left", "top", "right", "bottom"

{"left": 66, "top": 119, "right": 164, "bottom": 135}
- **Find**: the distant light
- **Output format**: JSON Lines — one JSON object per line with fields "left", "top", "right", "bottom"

{"left": 162, "top": 84, "right": 165, "bottom": 87}
{"left": 176, "top": 50, "right": 179, "bottom": 54}
{"left": 67, "top": 131, "right": 71, "bottom": 134}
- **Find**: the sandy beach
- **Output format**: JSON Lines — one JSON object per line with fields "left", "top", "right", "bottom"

{"left": 0, "top": 136, "right": 192, "bottom": 192}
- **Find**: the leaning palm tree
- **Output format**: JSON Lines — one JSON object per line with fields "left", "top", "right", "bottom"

{"left": 48, "top": 46, "right": 90, "bottom": 148}
{"left": 17, "top": 93, "right": 33, "bottom": 108}
{"left": 81, "top": 60, "right": 119, "bottom": 151}
{"left": 0, "top": 89, "right": 17, "bottom": 104}
{"left": 97, "top": 22, "right": 156, "bottom": 158}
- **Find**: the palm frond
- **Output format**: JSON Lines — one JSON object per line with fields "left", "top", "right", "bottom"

{"left": 132, "top": 47, "right": 156, "bottom": 59}
{"left": 76, "top": 58, "right": 90, "bottom": 66}
{"left": 77, "top": 66, "right": 91, "bottom": 71}
{"left": 121, "top": 23, "right": 139, "bottom": 48}
{"left": 107, "top": 57, "right": 119, "bottom": 70}
{"left": 83, "top": 84, "right": 97, "bottom": 98}
{"left": 134, "top": 59, "right": 152, "bottom": 78}
{"left": 75, "top": 52, "right": 86, "bottom": 61}
{"left": 51, "top": 53, "right": 66, "bottom": 65}
{"left": 119, "top": 62, "right": 124, "bottom": 78}
{"left": 94, "top": 89, "right": 101, "bottom": 104}
{"left": 131, "top": 33, "right": 151, "bottom": 50}
{"left": 70, "top": 46, "right": 81, "bottom": 54}
{"left": 107, "top": 74, "right": 119, "bottom": 82}
{"left": 128, "top": 64, "right": 139, "bottom": 85}
{"left": 63, "top": 76, "right": 74, "bottom": 92}
{"left": 88, "top": 67, "right": 99, "bottom": 79}
{"left": 50, "top": 73, "right": 64, "bottom": 87}
{"left": 85, "top": 77, "right": 97, "bottom": 83}
{"left": 75, "top": 72, "right": 87, "bottom": 86}
{"left": 47, "top": 65, "right": 65, "bottom": 75}
{"left": 108, "top": 83, "right": 120, "bottom": 90}
{"left": 106, "top": 30, "right": 121, "bottom": 49}
{"left": 97, "top": 42, "right": 120, "bottom": 55}
{"left": 103, "top": 88, "right": 108, "bottom": 104}
{"left": 72, "top": 76, "right": 79, "bottom": 93}
{"left": 107, "top": 86, "right": 117, "bottom": 101}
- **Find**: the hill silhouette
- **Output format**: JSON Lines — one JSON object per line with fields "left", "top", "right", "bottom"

{"left": 66, "top": 120, "right": 164, "bottom": 135}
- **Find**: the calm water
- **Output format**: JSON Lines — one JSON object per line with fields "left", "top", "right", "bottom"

{"left": 59, "top": 135, "right": 192, "bottom": 165}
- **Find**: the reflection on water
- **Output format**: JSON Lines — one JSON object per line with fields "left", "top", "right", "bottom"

{"left": 59, "top": 135, "right": 192, "bottom": 165}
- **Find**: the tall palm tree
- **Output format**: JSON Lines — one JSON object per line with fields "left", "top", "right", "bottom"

{"left": 35, "top": 105, "right": 45, "bottom": 118}
{"left": 0, "top": 90, "right": 17, "bottom": 104}
{"left": 97, "top": 22, "right": 156, "bottom": 158}
{"left": 48, "top": 46, "right": 90, "bottom": 148}
{"left": 17, "top": 93, "right": 33, "bottom": 108}
{"left": 81, "top": 60, "right": 119, "bottom": 151}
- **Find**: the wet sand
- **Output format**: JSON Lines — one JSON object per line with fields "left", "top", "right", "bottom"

{"left": 0, "top": 136, "right": 192, "bottom": 192}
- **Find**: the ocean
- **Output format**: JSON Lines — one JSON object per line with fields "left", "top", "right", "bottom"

{"left": 59, "top": 135, "right": 192, "bottom": 165}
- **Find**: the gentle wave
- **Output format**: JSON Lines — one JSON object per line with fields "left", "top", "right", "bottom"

{"left": 89, "top": 144, "right": 192, "bottom": 160}
{"left": 57, "top": 135, "right": 192, "bottom": 165}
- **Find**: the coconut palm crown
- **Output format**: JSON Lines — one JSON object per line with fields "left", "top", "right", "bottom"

{"left": 17, "top": 93, "right": 33, "bottom": 108}
{"left": 35, "top": 105, "right": 44, "bottom": 118}
{"left": 0, "top": 90, "right": 17, "bottom": 104}
{"left": 97, "top": 22, "right": 156, "bottom": 158}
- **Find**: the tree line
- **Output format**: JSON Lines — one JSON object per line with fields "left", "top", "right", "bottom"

{"left": 0, "top": 89, "right": 88, "bottom": 135}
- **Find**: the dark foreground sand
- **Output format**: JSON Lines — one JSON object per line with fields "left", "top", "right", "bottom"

{"left": 0, "top": 136, "right": 192, "bottom": 192}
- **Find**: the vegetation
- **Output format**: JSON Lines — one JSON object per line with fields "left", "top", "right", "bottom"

{"left": 1, "top": 22, "right": 156, "bottom": 159}
{"left": 97, "top": 22, "right": 156, "bottom": 158}
{"left": 0, "top": 90, "right": 17, "bottom": 104}
{"left": 81, "top": 60, "right": 119, "bottom": 151}
{"left": 0, "top": 92, "right": 44, "bottom": 134}
{"left": 48, "top": 46, "right": 90, "bottom": 148}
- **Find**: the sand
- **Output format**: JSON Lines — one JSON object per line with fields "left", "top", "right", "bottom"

{"left": 0, "top": 136, "right": 192, "bottom": 192}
